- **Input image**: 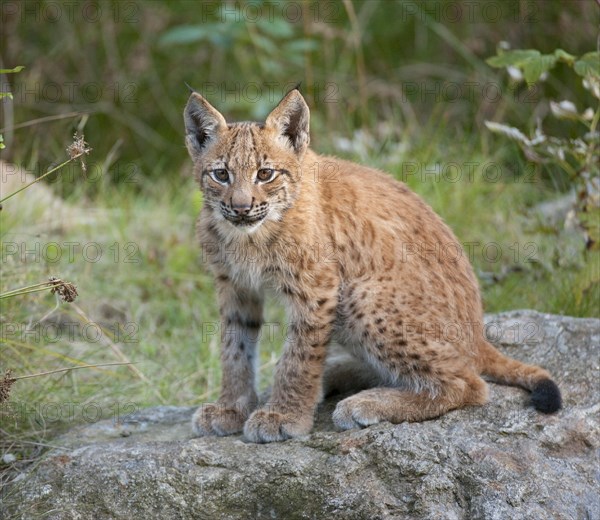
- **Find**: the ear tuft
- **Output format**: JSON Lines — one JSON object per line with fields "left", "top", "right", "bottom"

{"left": 183, "top": 93, "right": 227, "bottom": 159}
{"left": 265, "top": 89, "right": 310, "bottom": 155}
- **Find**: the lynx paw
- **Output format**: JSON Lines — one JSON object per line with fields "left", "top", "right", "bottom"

{"left": 332, "top": 395, "right": 383, "bottom": 431}
{"left": 243, "top": 409, "right": 312, "bottom": 443}
{"left": 191, "top": 404, "right": 249, "bottom": 437}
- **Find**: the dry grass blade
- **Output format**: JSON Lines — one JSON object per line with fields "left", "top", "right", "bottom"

{"left": 0, "top": 111, "right": 85, "bottom": 133}
{"left": 0, "top": 364, "right": 134, "bottom": 407}
{"left": 13, "top": 362, "right": 135, "bottom": 381}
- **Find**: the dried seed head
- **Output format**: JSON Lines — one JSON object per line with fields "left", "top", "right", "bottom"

{"left": 0, "top": 370, "right": 16, "bottom": 405}
{"left": 66, "top": 133, "right": 92, "bottom": 172}
{"left": 49, "top": 277, "right": 79, "bottom": 303}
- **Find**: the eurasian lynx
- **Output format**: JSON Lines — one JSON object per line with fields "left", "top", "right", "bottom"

{"left": 184, "top": 87, "right": 561, "bottom": 443}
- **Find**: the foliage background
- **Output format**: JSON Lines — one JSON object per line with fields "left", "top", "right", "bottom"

{"left": 2, "top": 0, "right": 597, "bottom": 180}
{"left": 0, "top": 0, "right": 598, "bottom": 464}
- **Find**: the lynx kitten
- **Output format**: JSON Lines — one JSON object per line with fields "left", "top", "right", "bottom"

{"left": 183, "top": 87, "right": 561, "bottom": 443}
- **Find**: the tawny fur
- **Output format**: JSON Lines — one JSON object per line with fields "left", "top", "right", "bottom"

{"left": 184, "top": 88, "right": 561, "bottom": 443}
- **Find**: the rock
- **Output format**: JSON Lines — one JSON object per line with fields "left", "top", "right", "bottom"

{"left": 3, "top": 311, "right": 599, "bottom": 520}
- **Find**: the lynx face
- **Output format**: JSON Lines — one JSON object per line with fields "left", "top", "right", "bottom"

{"left": 184, "top": 91, "right": 310, "bottom": 234}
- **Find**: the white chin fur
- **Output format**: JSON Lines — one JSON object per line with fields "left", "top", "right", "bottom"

{"left": 220, "top": 218, "right": 264, "bottom": 236}
{"left": 237, "top": 221, "right": 264, "bottom": 234}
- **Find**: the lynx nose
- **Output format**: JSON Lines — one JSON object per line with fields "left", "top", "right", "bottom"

{"left": 232, "top": 205, "right": 251, "bottom": 216}
{"left": 231, "top": 201, "right": 253, "bottom": 216}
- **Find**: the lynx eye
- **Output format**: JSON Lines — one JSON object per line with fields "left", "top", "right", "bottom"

{"left": 211, "top": 169, "right": 230, "bottom": 184}
{"left": 256, "top": 168, "right": 276, "bottom": 183}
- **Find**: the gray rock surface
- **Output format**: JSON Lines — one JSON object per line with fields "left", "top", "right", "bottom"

{"left": 3, "top": 311, "right": 599, "bottom": 519}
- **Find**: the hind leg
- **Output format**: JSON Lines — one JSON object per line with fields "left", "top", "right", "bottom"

{"left": 333, "top": 370, "right": 488, "bottom": 430}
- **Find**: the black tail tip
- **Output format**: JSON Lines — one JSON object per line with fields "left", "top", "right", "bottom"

{"left": 531, "top": 378, "right": 562, "bottom": 414}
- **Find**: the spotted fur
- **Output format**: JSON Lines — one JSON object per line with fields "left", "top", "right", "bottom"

{"left": 184, "top": 88, "right": 561, "bottom": 443}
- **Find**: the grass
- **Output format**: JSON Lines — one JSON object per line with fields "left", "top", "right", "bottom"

{"left": 0, "top": 0, "right": 598, "bottom": 482}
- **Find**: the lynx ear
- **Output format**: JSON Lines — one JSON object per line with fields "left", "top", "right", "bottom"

{"left": 265, "top": 88, "right": 310, "bottom": 155}
{"left": 184, "top": 92, "right": 227, "bottom": 159}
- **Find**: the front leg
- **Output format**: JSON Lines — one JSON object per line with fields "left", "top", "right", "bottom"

{"left": 244, "top": 283, "right": 337, "bottom": 443}
{"left": 192, "top": 275, "right": 263, "bottom": 437}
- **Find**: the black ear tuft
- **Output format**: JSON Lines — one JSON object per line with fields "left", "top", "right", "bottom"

{"left": 531, "top": 378, "right": 562, "bottom": 413}
{"left": 184, "top": 82, "right": 196, "bottom": 94}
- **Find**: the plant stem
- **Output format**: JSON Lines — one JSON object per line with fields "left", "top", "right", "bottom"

{"left": 0, "top": 281, "right": 56, "bottom": 299}
{"left": 13, "top": 362, "right": 134, "bottom": 380}
{"left": 0, "top": 156, "right": 77, "bottom": 204}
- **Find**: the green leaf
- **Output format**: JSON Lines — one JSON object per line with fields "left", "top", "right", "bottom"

{"left": 0, "top": 134, "right": 4, "bottom": 150}
{"left": 257, "top": 18, "right": 294, "bottom": 38}
{"left": 0, "top": 65, "right": 25, "bottom": 74}
{"left": 251, "top": 34, "right": 278, "bottom": 55}
{"left": 284, "top": 39, "right": 320, "bottom": 53}
{"left": 486, "top": 49, "right": 541, "bottom": 68}
{"left": 0, "top": 92, "right": 13, "bottom": 100}
{"left": 554, "top": 49, "right": 576, "bottom": 65}
{"left": 574, "top": 52, "right": 600, "bottom": 78}
{"left": 159, "top": 22, "right": 245, "bottom": 48}
{"left": 487, "top": 49, "right": 560, "bottom": 85}
{"left": 522, "top": 54, "right": 557, "bottom": 85}
{"left": 159, "top": 24, "right": 215, "bottom": 46}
